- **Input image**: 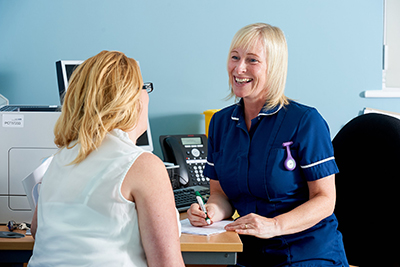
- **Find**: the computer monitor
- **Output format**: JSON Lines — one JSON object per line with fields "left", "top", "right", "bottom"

{"left": 55, "top": 60, "right": 153, "bottom": 152}
{"left": 55, "top": 60, "right": 84, "bottom": 105}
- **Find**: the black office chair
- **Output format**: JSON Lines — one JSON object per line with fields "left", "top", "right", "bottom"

{"left": 332, "top": 113, "right": 400, "bottom": 267}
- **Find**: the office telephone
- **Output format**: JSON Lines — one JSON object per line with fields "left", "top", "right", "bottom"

{"left": 160, "top": 134, "right": 209, "bottom": 188}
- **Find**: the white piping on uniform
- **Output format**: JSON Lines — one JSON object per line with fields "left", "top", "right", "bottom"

{"left": 206, "top": 161, "right": 215, "bottom": 166}
{"left": 258, "top": 104, "right": 283, "bottom": 117}
{"left": 300, "top": 156, "right": 335, "bottom": 169}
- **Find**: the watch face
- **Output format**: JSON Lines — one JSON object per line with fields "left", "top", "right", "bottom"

{"left": 285, "top": 159, "right": 296, "bottom": 170}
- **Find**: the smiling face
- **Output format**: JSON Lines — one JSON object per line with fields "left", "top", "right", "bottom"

{"left": 226, "top": 23, "right": 289, "bottom": 110}
{"left": 228, "top": 39, "right": 268, "bottom": 103}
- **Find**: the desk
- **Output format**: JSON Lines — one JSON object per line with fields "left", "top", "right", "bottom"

{"left": 0, "top": 215, "right": 242, "bottom": 266}
{"left": 0, "top": 225, "right": 33, "bottom": 266}
{"left": 180, "top": 227, "right": 242, "bottom": 265}
{"left": 179, "top": 212, "right": 242, "bottom": 265}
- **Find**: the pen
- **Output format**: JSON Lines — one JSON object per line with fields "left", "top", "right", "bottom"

{"left": 195, "top": 191, "right": 211, "bottom": 225}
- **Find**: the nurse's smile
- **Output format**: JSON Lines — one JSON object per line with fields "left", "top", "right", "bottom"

{"left": 234, "top": 76, "right": 253, "bottom": 85}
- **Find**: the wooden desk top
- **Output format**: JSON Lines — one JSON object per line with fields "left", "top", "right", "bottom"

{"left": 179, "top": 213, "right": 242, "bottom": 253}
{"left": 180, "top": 231, "right": 242, "bottom": 252}
{"left": 0, "top": 226, "right": 34, "bottom": 250}
{"left": 0, "top": 215, "right": 242, "bottom": 253}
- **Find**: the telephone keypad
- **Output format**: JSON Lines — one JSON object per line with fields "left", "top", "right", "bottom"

{"left": 186, "top": 146, "right": 208, "bottom": 186}
{"left": 188, "top": 163, "right": 209, "bottom": 186}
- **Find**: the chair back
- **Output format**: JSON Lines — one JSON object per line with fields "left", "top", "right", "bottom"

{"left": 332, "top": 113, "right": 400, "bottom": 266}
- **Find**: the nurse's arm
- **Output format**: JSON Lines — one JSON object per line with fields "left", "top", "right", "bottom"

{"left": 274, "top": 174, "right": 336, "bottom": 236}
{"left": 187, "top": 180, "right": 233, "bottom": 226}
{"left": 207, "top": 179, "right": 234, "bottom": 221}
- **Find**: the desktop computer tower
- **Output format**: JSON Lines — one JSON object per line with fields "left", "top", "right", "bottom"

{"left": 0, "top": 111, "right": 60, "bottom": 223}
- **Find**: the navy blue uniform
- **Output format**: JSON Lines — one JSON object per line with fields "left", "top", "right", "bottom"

{"left": 204, "top": 100, "right": 348, "bottom": 267}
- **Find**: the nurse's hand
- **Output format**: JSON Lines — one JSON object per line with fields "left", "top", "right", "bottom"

{"left": 224, "top": 213, "right": 281, "bottom": 239}
{"left": 187, "top": 203, "right": 217, "bottom": 227}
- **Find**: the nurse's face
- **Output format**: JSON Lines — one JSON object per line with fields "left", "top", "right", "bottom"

{"left": 228, "top": 39, "right": 268, "bottom": 102}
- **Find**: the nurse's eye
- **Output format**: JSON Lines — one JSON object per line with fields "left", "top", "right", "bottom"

{"left": 248, "top": 58, "right": 258, "bottom": 63}
{"left": 231, "top": 55, "right": 239, "bottom": 61}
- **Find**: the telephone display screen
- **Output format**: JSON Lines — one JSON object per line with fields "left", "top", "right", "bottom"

{"left": 181, "top": 137, "right": 202, "bottom": 145}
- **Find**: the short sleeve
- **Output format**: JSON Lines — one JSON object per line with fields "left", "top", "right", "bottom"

{"left": 296, "top": 108, "right": 339, "bottom": 181}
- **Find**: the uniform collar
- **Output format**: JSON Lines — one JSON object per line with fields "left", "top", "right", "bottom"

{"left": 231, "top": 99, "right": 283, "bottom": 121}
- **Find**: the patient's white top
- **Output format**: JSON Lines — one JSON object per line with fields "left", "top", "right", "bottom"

{"left": 29, "top": 129, "right": 153, "bottom": 267}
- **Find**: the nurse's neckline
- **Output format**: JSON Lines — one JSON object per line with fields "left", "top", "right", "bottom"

{"left": 231, "top": 99, "right": 283, "bottom": 120}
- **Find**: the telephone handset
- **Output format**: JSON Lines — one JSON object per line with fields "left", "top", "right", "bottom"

{"left": 159, "top": 134, "right": 209, "bottom": 188}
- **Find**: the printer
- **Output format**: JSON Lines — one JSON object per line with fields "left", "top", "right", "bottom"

{"left": 0, "top": 111, "right": 60, "bottom": 223}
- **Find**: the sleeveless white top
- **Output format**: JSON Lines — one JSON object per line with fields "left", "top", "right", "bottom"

{"left": 29, "top": 129, "right": 159, "bottom": 267}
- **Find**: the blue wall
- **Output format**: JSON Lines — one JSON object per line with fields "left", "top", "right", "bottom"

{"left": 0, "top": 0, "right": 392, "bottom": 158}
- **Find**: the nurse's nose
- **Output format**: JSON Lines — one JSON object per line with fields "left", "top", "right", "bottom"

{"left": 236, "top": 59, "right": 247, "bottom": 74}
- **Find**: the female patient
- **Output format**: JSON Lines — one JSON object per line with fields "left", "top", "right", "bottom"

{"left": 28, "top": 50, "right": 184, "bottom": 267}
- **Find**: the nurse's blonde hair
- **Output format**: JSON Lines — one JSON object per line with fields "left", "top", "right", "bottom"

{"left": 54, "top": 50, "right": 143, "bottom": 164}
{"left": 227, "top": 23, "right": 289, "bottom": 109}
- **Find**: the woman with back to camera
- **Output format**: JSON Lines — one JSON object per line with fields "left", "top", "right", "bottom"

{"left": 187, "top": 23, "right": 349, "bottom": 266}
{"left": 28, "top": 50, "right": 185, "bottom": 267}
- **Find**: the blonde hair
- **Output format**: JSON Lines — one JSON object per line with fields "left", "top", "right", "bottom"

{"left": 54, "top": 50, "right": 143, "bottom": 164}
{"left": 228, "top": 23, "right": 289, "bottom": 109}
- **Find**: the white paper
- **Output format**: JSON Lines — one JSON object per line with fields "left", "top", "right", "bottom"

{"left": 180, "top": 218, "right": 232, "bottom": 236}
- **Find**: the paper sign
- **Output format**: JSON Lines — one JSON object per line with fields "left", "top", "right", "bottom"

{"left": 2, "top": 114, "right": 24, "bottom": 128}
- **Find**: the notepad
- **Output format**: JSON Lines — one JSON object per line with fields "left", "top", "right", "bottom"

{"left": 180, "top": 218, "right": 232, "bottom": 236}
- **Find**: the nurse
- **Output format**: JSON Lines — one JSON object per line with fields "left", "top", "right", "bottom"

{"left": 187, "top": 23, "right": 349, "bottom": 266}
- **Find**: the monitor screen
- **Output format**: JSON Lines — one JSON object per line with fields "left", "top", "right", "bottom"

{"left": 135, "top": 120, "right": 154, "bottom": 152}
{"left": 55, "top": 60, "right": 153, "bottom": 152}
{"left": 55, "top": 60, "right": 83, "bottom": 105}
{"left": 65, "top": 64, "right": 80, "bottom": 82}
